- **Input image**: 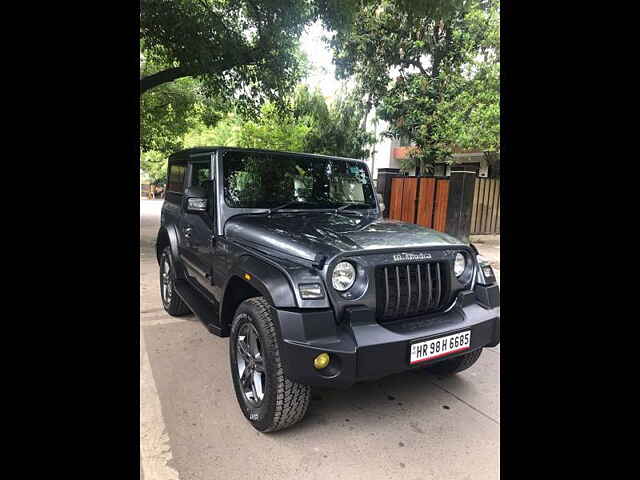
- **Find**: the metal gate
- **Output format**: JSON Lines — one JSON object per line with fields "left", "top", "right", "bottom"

{"left": 470, "top": 178, "right": 500, "bottom": 235}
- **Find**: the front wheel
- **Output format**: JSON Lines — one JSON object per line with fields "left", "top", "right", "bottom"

{"left": 229, "top": 297, "right": 311, "bottom": 432}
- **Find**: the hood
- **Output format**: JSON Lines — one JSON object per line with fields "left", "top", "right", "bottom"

{"left": 225, "top": 212, "right": 465, "bottom": 263}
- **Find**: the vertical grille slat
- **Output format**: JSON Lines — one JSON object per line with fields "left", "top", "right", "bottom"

{"left": 416, "top": 264, "right": 422, "bottom": 313}
{"left": 383, "top": 266, "right": 390, "bottom": 317}
{"left": 395, "top": 265, "right": 401, "bottom": 314}
{"left": 435, "top": 262, "right": 442, "bottom": 308}
{"left": 375, "top": 260, "right": 450, "bottom": 323}
{"left": 405, "top": 265, "right": 412, "bottom": 317}
{"left": 426, "top": 263, "right": 432, "bottom": 310}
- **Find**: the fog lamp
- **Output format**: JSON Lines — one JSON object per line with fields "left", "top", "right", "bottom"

{"left": 314, "top": 353, "right": 330, "bottom": 370}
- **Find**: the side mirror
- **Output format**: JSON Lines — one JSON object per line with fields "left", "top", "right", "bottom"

{"left": 184, "top": 186, "right": 209, "bottom": 213}
{"left": 186, "top": 197, "right": 208, "bottom": 213}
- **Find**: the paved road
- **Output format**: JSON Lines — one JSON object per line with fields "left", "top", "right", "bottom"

{"left": 140, "top": 199, "right": 500, "bottom": 480}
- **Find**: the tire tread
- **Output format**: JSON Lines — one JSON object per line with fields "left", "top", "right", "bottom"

{"left": 242, "top": 297, "right": 310, "bottom": 432}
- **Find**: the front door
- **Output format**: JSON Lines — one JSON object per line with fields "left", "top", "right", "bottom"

{"left": 179, "top": 159, "right": 216, "bottom": 296}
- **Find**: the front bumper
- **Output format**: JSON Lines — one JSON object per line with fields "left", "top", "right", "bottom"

{"left": 274, "top": 297, "right": 500, "bottom": 388}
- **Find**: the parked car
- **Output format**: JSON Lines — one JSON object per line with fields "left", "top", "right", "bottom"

{"left": 156, "top": 147, "right": 500, "bottom": 432}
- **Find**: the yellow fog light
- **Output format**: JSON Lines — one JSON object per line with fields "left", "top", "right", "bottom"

{"left": 313, "top": 353, "right": 330, "bottom": 370}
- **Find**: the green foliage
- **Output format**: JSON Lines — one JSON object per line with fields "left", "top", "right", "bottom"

{"left": 294, "top": 86, "right": 376, "bottom": 159}
{"left": 140, "top": 76, "right": 200, "bottom": 154}
{"left": 238, "top": 102, "right": 311, "bottom": 152}
{"left": 140, "top": 85, "right": 377, "bottom": 183}
{"left": 437, "top": 3, "right": 500, "bottom": 152}
{"left": 140, "top": 0, "right": 319, "bottom": 112}
{"left": 140, "top": 57, "right": 231, "bottom": 155}
{"left": 140, "top": 150, "right": 168, "bottom": 185}
{"left": 329, "top": 0, "right": 500, "bottom": 172}
{"left": 182, "top": 85, "right": 376, "bottom": 157}
{"left": 184, "top": 114, "right": 243, "bottom": 148}
{"left": 139, "top": 1, "right": 366, "bottom": 157}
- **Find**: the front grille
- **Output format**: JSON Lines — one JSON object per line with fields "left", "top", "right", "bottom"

{"left": 375, "top": 261, "right": 450, "bottom": 322}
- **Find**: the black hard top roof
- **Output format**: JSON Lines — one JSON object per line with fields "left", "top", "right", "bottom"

{"left": 169, "top": 146, "right": 365, "bottom": 164}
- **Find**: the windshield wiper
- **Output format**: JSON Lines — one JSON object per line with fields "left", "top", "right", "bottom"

{"left": 333, "top": 202, "right": 372, "bottom": 214}
{"left": 267, "top": 200, "right": 327, "bottom": 215}
{"left": 268, "top": 200, "right": 300, "bottom": 213}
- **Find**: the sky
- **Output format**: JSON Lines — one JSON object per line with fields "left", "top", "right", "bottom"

{"left": 299, "top": 21, "right": 344, "bottom": 100}
{"left": 298, "top": 21, "right": 392, "bottom": 175}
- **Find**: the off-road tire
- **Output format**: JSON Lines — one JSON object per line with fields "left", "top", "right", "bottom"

{"left": 428, "top": 348, "right": 483, "bottom": 376}
{"left": 230, "top": 297, "right": 311, "bottom": 432}
{"left": 160, "top": 246, "right": 191, "bottom": 316}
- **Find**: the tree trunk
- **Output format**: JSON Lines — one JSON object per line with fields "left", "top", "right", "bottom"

{"left": 140, "top": 67, "right": 190, "bottom": 95}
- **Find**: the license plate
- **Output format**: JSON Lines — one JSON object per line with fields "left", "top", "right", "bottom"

{"left": 409, "top": 330, "right": 471, "bottom": 365}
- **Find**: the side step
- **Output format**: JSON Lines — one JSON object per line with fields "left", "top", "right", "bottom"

{"left": 173, "top": 279, "right": 229, "bottom": 337}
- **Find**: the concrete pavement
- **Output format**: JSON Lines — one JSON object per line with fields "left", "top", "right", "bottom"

{"left": 140, "top": 199, "right": 500, "bottom": 480}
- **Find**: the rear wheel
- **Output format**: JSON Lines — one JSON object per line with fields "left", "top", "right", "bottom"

{"left": 428, "top": 348, "right": 483, "bottom": 376}
{"left": 229, "top": 297, "right": 311, "bottom": 432}
{"left": 159, "top": 246, "right": 191, "bottom": 316}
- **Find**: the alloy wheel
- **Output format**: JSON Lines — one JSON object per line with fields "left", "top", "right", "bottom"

{"left": 235, "top": 322, "right": 266, "bottom": 407}
{"left": 161, "top": 255, "right": 173, "bottom": 304}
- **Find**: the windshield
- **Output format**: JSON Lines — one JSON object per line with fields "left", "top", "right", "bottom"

{"left": 223, "top": 151, "right": 376, "bottom": 210}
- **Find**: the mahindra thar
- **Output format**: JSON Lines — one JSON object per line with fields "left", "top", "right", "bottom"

{"left": 156, "top": 147, "right": 500, "bottom": 432}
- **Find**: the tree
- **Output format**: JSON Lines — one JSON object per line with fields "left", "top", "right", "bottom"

{"left": 140, "top": 74, "right": 200, "bottom": 154}
{"left": 140, "top": 1, "right": 365, "bottom": 155}
{"left": 436, "top": 3, "right": 499, "bottom": 153}
{"left": 140, "top": 150, "right": 169, "bottom": 185}
{"left": 238, "top": 102, "right": 311, "bottom": 151}
{"left": 157, "top": 85, "right": 375, "bottom": 159}
{"left": 293, "top": 86, "right": 376, "bottom": 159}
{"left": 184, "top": 113, "right": 244, "bottom": 148}
{"left": 229, "top": 85, "right": 375, "bottom": 157}
{"left": 140, "top": 54, "right": 233, "bottom": 154}
{"left": 329, "top": 0, "right": 499, "bottom": 173}
{"left": 140, "top": 0, "right": 321, "bottom": 112}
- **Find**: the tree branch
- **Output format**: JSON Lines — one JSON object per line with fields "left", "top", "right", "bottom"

{"left": 140, "top": 67, "right": 190, "bottom": 95}
{"left": 407, "top": 59, "right": 427, "bottom": 75}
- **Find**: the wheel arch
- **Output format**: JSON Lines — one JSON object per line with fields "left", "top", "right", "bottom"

{"left": 220, "top": 255, "right": 297, "bottom": 331}
{"left": 155, "top": 225, "right": 180, "bottom": 264}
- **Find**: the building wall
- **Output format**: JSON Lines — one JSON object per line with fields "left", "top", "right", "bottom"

{"left": 365, "top": 117, "right": 401, "bottom": 180}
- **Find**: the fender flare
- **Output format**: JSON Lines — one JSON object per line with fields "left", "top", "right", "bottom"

{"left": 156, "top": 225, "right": 186, "bottom": 278}
{"left": 224, "top": 254, "right": 298, "bottom": 309}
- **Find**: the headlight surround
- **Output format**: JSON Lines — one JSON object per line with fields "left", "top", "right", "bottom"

{"left": 454, "top": 252, "right": 466, "bottom": 277}
{"left": 332, "top": 261, "right": 356, "bottom": 291}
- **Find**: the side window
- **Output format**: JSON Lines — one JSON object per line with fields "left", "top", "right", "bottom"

{"left": 167, "top": 163, "right": 186, "bottom": 193}
{"left": 190, "top": 162, "right": 211, "bottom": 189}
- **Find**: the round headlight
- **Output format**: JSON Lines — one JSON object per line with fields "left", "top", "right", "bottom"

{"left": 332, "top": 261, "right": 356, "bottom": 291}
{"left": 454, "top": 253, "right": 466, "bottom": 277}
